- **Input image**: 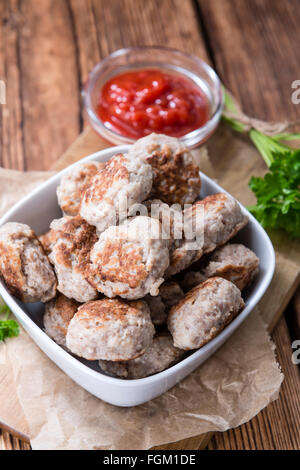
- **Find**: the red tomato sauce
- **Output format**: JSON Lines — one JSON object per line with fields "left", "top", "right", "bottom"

{"left": 97, "top": 69, "right": 210, "bottom": 138}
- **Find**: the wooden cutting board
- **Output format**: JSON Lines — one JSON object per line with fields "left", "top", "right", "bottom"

{"left": 1, "top": 125, "right": 299, "bottom": 450}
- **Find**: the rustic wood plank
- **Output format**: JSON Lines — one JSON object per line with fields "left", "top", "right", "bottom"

{"left": 0, "top": 0, "right": 26, "bottom": 170}
{"left": 89, "top": 0, "right": 209, "bottom": 60}
{"left": 209, "top": 316, "right": 300, "bottom": 449}
{"left": 19, "top": 0, "right": 83, "bottom": 170}
{"left": 0, "top": 428, "right": 30, "bottom": 450}
{"left": 0, "top": 0, "right": 211, "bottom": 173}
{"left": 66, "top": 0, "right": 210, "bottom": 134}
{"left": 67, "top": 0, "right": 210, "bottom": 99}
{"left": 153, "top": 432, "right": 214, "bottom": 451}
{"left": 0, "top": 0, "right": 82, "bottom": 171}
{"left": 68, "top": 0, "right": 101, "bottom": 85}
{"left": 197, "top": 0, "right": 300, "bottom": 121}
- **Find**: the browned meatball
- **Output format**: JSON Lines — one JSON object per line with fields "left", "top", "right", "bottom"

{"left": 144, "top": 198, "right": 183, "bottom": 249}
{"left": 181, "top": 243, "right": 259, "bottom": 292}
{"left": 80, "top": 153, "right": 152, "bottom": 233}
{"left": 66, "top": 298, "right": 155, "bottom": 361}
{"left": 129, "top": 133, "right": 201, "bottom": 205}
{"left": 38, "top": 229, "right": 59, "bottom": 256}
{"left": 44, "top": 293, "right": 80, "bottom": 348}
{"left": 0, "top": 222, "right": 56, "bottom": 302}
{"left": 57, "top": 161, "right": 104, "bottom": 216}
{"left": 168, "top": 277, "right": 244, "bottom": 350}
{"left": 167, "top": 193, "right": 248, "bottom": 276}
{"left": 49, "top": 216, "right": 98, "bottom": 303}
{"left": 99, "top": 333, "right": 184, "bottom": 379}
{"left": 203, "top": 244, "right": 259, "bottom": 289}
{"left": 89, "top": 216, "right": 169, "bottom": 299}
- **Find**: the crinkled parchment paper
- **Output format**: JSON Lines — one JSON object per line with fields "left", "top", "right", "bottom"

{"left": 0, "top": 137, "right": 284, "bottom": 449}
{"left": 7, "top": 310, "right": 282, "bottom": 450}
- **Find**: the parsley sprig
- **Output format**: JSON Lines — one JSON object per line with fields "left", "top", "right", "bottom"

{"left": 0, "top": 302, "right": 19, "bottom": 341}
{"left": 222, "top": 89, "right": 300, "bottom": 238}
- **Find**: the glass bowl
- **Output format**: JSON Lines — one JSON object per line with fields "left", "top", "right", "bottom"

{"left": 82, "top": 46, "right": 223, "bottom": 148}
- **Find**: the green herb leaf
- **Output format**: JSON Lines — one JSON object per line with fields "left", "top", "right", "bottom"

{"left": 221, "top": 88, "right": 300, "bottom": 238}
{"left": 0, "top": 302, "right": 19, "bottom": 341}
{"left": 248, "top": 150, "right": 300, "bottom": 238}
{"left": 271, "top": 132, "right": 300, "bottom": 142}
{"left": 0, "top": 319, "right": 19, "bottom": 341}
{"left": 0, "top": 303, "right": 12, "bottom": 320}
{"left": 249, "top": 129, "right": 292, "bottom": 168}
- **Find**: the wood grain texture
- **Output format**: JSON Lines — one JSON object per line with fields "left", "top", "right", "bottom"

{"left": 0, "top": 430, "right": 30, "bottom": 450}
{"left": 209, "top": 316, "right": 300, "bottom": 450}
{"left": 0, "top": 0, "right": 81, "bottom": 170}
{"left": 197, "top": 0, "right": 300, "bottom": 120}
{"left": 0, "top": 0, "right": 209, "bottom": 170}
{"left": 0, "top": 0, "right": 26, "bottom": 170}
{"left": 67, "top": 0, "right": 209, "bottom": 94}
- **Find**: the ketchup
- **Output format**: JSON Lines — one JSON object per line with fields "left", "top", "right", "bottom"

{"left": 97, "top": 69, "right": 209, "bottom": 138}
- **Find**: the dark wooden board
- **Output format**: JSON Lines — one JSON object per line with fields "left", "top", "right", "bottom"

{"left": 197, "top": 0, "right": 300, "bottom": 120}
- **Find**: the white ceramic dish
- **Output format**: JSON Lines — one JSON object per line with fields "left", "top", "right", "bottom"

{"left": 0, "top": 146, "right": 275, "bottom": 407}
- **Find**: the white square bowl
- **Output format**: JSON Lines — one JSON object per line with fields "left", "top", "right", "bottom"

{"left": 0, "top": 145, "right": 275, "bottom": 407}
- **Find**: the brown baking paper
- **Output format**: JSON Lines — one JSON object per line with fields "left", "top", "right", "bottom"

{"left": 7, "top": 310, "right": 282, "bottom": 450}
{"left": 0, "top": 125, "right": 294, "bottom": 449}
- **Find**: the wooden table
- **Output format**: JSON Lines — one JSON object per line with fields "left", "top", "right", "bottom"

{"left": 0, "top": 0, "right": 300, "bottom": 450}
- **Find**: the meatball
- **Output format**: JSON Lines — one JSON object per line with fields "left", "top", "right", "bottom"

{"left": 194, "top": 193, "right": 248, "bottom": 253}
{"left": 80, "top": 153, "right": 152, "bottom": 233}
{"left": 144, "top": 198, "right": 183, "bottom": 249}
{"left": 203, "top": 244, "right": 259, "bottom": 290}
{"left": 44, "top": 293, "right": 80, "bottom": 348}
{"left": 57, "top": 161, "right": 104, "bottom": 216}
{"left": 181, "top": 244, "right": 259, "bottom": 292}
{"left": 168, "top": 277, "right": 244, "bottom": 350}
{"left": 166, "top": 247, "right": 196, "bottom": 279}
{"left": 128, "top": 133, "right": 201, "bottom": 205}
{"left": 66, "top": 298, "right": 155, "bottom": 361}
{"left": 49, "top": 216, "right": 98, "bottom": 303}
{"left": 145, "top": 280, "right": 184, "bottom": 326}
{"left": 99, "top": 334, "right": 184, "bottom": 379}
{"left": 38, "top": 229, "right": 59, "bottom": 256}
{"left": 0, "top": 222, "right": 56, "bottom": 303}
{"left": 89, "top": 216, "right": 170, "bottom": 299}
{"left": 167, "top": 193, "right": 248, "bottom": 276}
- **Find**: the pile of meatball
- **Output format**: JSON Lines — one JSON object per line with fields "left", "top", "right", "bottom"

{"left": 0, "top": 133, "right": 259, "bottom": 380}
